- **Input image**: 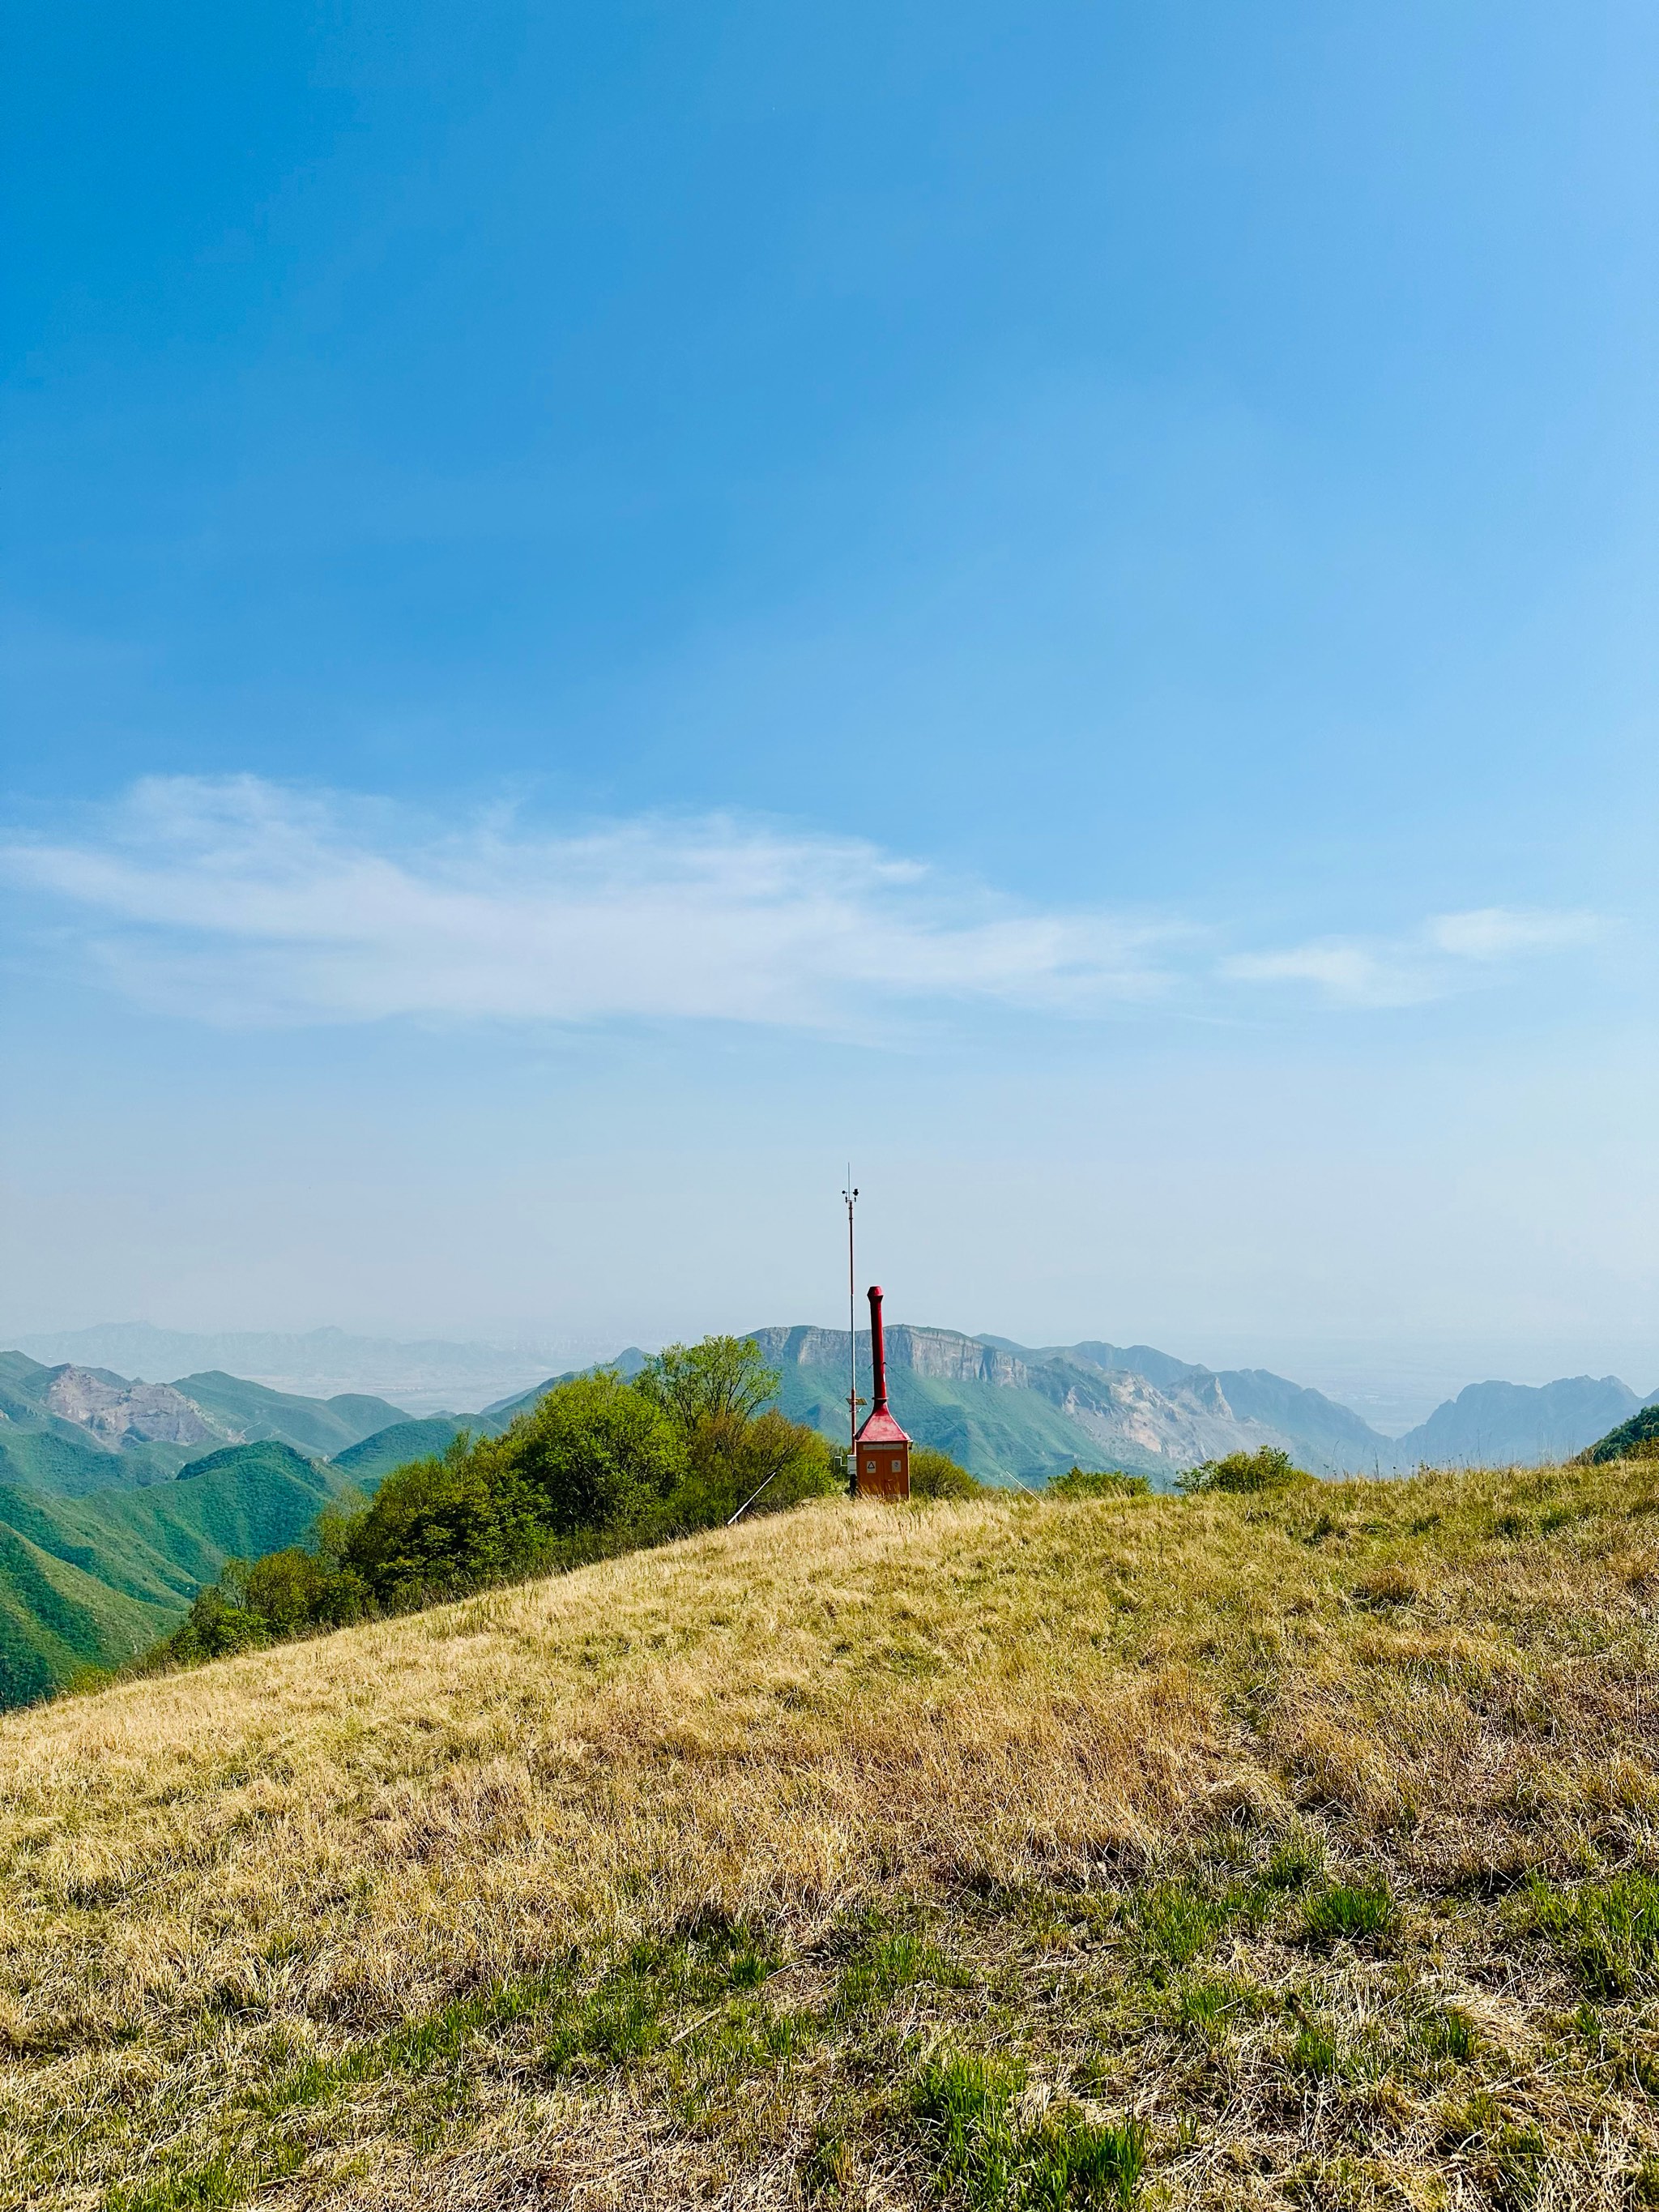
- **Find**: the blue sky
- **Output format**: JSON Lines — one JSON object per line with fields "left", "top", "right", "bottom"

{"left": 3, "top": 2, "right": 1656, "bottom": 1407}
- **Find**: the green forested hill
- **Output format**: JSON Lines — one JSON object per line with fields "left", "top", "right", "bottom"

{"left": 170, "top": 1373, "right": 407, "bottom": 1458}
{"left": 1581, "top": 1402, "right": 1659, "bottom": 1463}
{"left": 331, "top": 1416, "right": 497, "bottom": 1485}
{"left": 0, "top": 1523, "right": 174, "bottom": 1709}
{"left": 0, "top": 1351, "right": 410, "bottom": 1496}
{"left": 0, "top": 1441, "right": 352, "bottom": 1708}
{"left": 0, "top": 1339, "right": 479, "bottom": 1707}
{"left": 0, "top": 1422, "right": 183, "bottom": 1497}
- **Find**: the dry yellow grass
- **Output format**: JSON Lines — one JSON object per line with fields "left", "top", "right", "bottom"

{"left": 2, "top": 1460, "right": 1659, "bottom": 2210}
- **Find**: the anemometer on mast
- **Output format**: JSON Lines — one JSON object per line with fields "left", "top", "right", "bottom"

{"left": 842, "top": 1169, "right": 863, "bottom": 1457}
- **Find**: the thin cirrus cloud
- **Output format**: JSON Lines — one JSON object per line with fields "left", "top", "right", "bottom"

{"left": 0, "top": 776, "right": 1179, "bottom": 1031}
{"left": 1222, "top": 908, "right": 1604, "bottom": 1008}
{"left": 0, "top": 777, "right": 1601, "bottom": 1031}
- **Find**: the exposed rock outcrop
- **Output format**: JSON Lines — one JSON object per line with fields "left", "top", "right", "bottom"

{"left": 42, "top": 1367, "right": 228, "bottom": 1450}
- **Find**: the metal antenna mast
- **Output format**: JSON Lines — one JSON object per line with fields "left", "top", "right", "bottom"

{"left": 842, "top": 1169, "right": 861, "bottom": 1460}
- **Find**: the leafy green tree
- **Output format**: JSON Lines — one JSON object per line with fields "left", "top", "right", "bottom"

{"left": 633, "top": 1336, "right": 779, "bottom": 1429}
{"left": 343, "top": 1432, "right": 546, "bottom": 1606}
{"left": 504, "top": 1369, "right": 687, "bottom": 1538}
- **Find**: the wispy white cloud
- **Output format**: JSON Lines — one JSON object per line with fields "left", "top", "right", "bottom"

{"left": 0, "top": 777, "right": 1178, "bottom": 1031}
{"left": 1, "top": 779, "right": 1606, "bottom": 1031}
{"left": 1222, "top": 907, "right": 1605, "bottom": 1008}
{"left": 1426, "top": 907, "right": 1602, "bottom": 963}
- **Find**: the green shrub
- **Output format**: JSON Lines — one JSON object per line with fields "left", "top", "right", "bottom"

{"left": 154, "top": 1585, "right": 269, "bottom": 1666}
{"left": 1047, "top": 1467, "right": 1151, "bottom": 1501}
{"left": 343, "top": 1435, "right": 548, "bottom": 1608}
{"left": 504, "top": 1370, "right": 689, "bottom": 1539}
{"left": 233, "top": 1549, "right": 373, "bottom": 1633}
{"left": 672, "top": 1405, "right": 842, "bottom": 1526}
{"left": 1179, "top": 1447, "right": 1312, "bottom": 1497}
{"left": 909, "top": 1446, "right": 986, "bottom": 1500}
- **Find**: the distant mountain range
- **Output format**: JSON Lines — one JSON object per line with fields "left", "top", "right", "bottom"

{"left": 0, "top": 1350, "right": 411, "bottom": 1492}
{"left": 8, "top": 1325, "right": 566, "bottom": 1418}
{"left": 498, "top": 1326, "right": 1659, "bottom": 1486}
{"left": 1, "top": 1324, "right": 1653, "bottom": 1711}
{"left": 0, "top": 1353, "right": 514, "bottom": 1706}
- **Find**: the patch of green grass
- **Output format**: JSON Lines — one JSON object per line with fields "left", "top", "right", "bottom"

{"left": 1172, "top": 1973, "right": 1268, "bottom": 2043}
{"left": 1262, "top": 1833, "right": 1324, "bottom": 1891}
{"left": 1525, "top": 1873, "right": 1659, "bottom": 1998}
{"left": 1122, "top": 1880, "right": 1237, "bottom": 1973}
{"left": 106, "top": 2159, "right": 244, "bottom": 2212}
{"left": 911, "top": 2048, "right": 1146, "bottom": 2210}
{"left": 1047, "top": 1470, "right": 1151, "bottom": 1502}
{"left": 1414, "top": 2007, "right": 1476, "bottom": 2064}
{"left": 1482, "top": 2124, "right": 1547, "bottom": 2210}
{"left": 1021, "top": 2108, "right": 1148, "bottom": 2210}
{"left": 914, "top": 2048, "right": 1027, "bottom": 2210}
{"left": 1289, "top": 2023, "right": 1339, "bottom": 2077}
{"left": 1302, "top": 1881, "right": 1394, "bottom": 1947}
{"left": 261, "top": 1966, "right": 569, "bottom": 2115}
{"left": 836, "top": 1928, "right": 965, "bottom": 2010}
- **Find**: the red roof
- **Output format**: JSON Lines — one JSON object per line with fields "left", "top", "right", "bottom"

{"left": 854, "top": 1404, "right": 910, "bottom": 1445}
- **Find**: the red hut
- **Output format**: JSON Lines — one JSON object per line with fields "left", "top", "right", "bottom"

{"left": 853, "top": 1284, "right": 911, "bottom": 1499}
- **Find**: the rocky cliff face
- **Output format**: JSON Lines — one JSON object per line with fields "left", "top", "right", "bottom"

{"left": 43, "top": 1367, "right": 227, "bottom": 1450}
{"left": 748, "top": 1324, "right": 1383, "bottom": 1475}
{"left": 1030, "top": 1360, "right": 1290, "bottom": 1468}
{"left": 750, "top": 1325, "right": 1028, "bottom": 1387}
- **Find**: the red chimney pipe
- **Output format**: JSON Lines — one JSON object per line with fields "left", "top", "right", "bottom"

{"left": 867, "top": 1284, "right": 888, "bottom": 1411}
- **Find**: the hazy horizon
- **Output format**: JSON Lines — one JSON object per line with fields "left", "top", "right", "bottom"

{"left": 8, "top": 1312, "right": 1655, "bottom": 1437}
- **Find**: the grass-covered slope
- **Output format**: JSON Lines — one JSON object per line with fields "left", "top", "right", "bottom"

{"left": 0, "top": 1444, "right": 348, "bottom": 1705}
{"left": 5, "top": 1459, "right": 1659, "bottom": 2206}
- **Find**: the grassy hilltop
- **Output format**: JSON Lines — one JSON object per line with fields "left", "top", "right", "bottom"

{"left": 3, "top": 1458, "right": 1659, "bottom": 2209}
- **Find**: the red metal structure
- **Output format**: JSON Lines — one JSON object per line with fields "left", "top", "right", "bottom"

{"left": 852, "top": 1284, "right": 911, "bottom": 1499}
